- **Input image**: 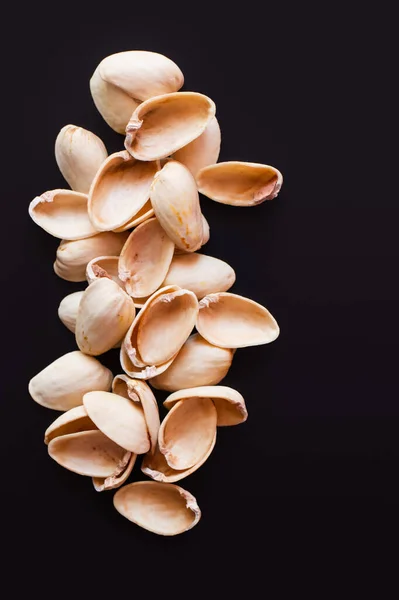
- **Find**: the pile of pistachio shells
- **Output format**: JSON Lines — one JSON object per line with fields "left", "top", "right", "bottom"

{"left": 28, "top": 50, "right": 283, "bottom": 536}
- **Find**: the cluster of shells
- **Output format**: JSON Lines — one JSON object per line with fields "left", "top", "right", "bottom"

{"left": 28, "top": 50, "right": 282, "bottom": 536}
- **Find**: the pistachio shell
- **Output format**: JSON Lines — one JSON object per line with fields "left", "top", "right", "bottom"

{"left": 120, "top": 346, "right": 177, "bottom": 380}
{"left": 150, "top": 333, "right": 234, "bottom": 391}
{"left": 150, "top": 161, "right": 203, "bottom": 252}
{"left": 44, "top": 405, "right": 96, "bottom": 444}
{"left": 58, "top": 291, "right": 85, "bottom": 333}
{"left": 29, "top": 190, "right": 97, "bottom": 240}
{"left": 173, "top": 116, "right": 221, "bottom": 177}
{"left": 48, "top": 430, "right": 128, "bottom": 477}
{"left": 93, "top": 451, "right": 136, "bottom": 492}
{"left": 159, "top": 397, "right": 217, "bottom": 470}
{"left": 54, "top": 231, "right": 129, "bottom": 282}
{"left": 83, "top": 391, "right": 150, "bottom": 454}
{"left": 90, "top": 51, "right": 184, "bottom": 134}
{"left": 112, "top": 200, "right": 154, "bottom": 232}
{"left": 86, "top": 255, "right": 125, "bottom": 288}
{"left": 162, "top": 253, "right": 235, "bottom": 299}
{"left": 28, "top": 351, "right": 113, "bottom": 411}
{"left": 164, "top": 385, "right": 247, "bottom": 426}
{"left": 119, "top": 217, "right": 174, "bottom": 298}
{"left": 113, "top": 481, "right": 201, "bottom": 536}
{"left": 125, "top": 92, "right": 216, "bottom": 161}
{"left": 76, "top": 278, "right": 135, "bottom": 355}
{"left": 55, "top": 125, "right": 108, "bottom": 193}
{"left": 197, "top": 161, "right": 283, "bottom": 206}
{"left": 201, "top": 214, "right": 210, "bottom": 246}
{"left": 88, "top": 151, "right": 158, "bottom": 231}
{"left": 197, "top": 292, "right": 280, "bottom": 348}
{"left": 112, "top": 375, "right": 160, "bottom": 454}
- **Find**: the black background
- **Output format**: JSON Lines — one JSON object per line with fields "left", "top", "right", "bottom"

{"left": 2, "top": 1, "right": 397, "bottom": 587}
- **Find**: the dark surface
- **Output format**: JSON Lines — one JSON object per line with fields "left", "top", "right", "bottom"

{"left": 1, "top": 1, "right": 397, "bottom": 584}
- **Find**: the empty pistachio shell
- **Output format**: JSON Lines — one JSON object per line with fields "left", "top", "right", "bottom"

{"left": 58, "top": 291, "right": 84, "bottom": 333}
{"left": 164, "top": 385, "right": 247, "bottom": 426}
{"left": 76, "top": 278, "right": 135, "bottom": 356}
{"left": 29, "top": 190, "right": 97, "bottom": 240}
{"left": 88, "top": 151, "right": 158, "bottom": 231}
{"left": 112, "top": 375, "right": 160, "bottom": 454}
{"left": 142, "top": 432, "right": 216, "bottom": 483}
{"left": 163, "top": 253, "right": 235, "bottom": 299}
{"left": 125, "top": 92, "right": 216, "bottom": 161}
{"left": 173, "top": 116, "right": 221, "bottom": 177}
{"left": 119, "top": 217, "right": 174, "bottom": 298}
{"left": 150, "top": 333, "right": 234, "bottom": 391}
{"left": 48, "top": 430, "right": 128, "bottom": 477}
{"left": 159, "top": 397, "right": 217, "bottom": 470}
{"left": 197, "top": 292, "right": 280, "bottom": 348}
{"left": 29, "top": 350, "right": 113, "bottom": 411}
{"left": 120, "top": 346, "right": 177, "bottom": 380}
{"left": 113, "top": 481, "right": 201, "bottom": 536}
{"left": 86, "top": 255, "right": 125, "bottom": 288}
{"left": 201, "top": 214, "right": 210, "bottom": 246}
{"left": 54, "top": 231, "right": 129, "bottom": 282}
{"left": 197, "top": 161, "right": 283, "bottom": 206}
{"left": 44, "top": 405, "right": 96, "bottom": 444}
{"left": 150, "top": 161, "right": 203, "bottom": 252}
{"left": 55, "top": 125, "right": 108, "bottom": 194}
{"left": 112, "top": 200, "right": 154, "bottom": 232}
{"left": 90, "top": 51, "right": 184, "bottom": 134}
{"left": 93, "top": 451, "right": 136, "bottom": 492}
{"left": 83, "top": 391, "right": 150, "bottom": 454}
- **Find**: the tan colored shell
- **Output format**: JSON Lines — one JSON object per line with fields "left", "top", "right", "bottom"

{"left": 83, "top": 391, "right": 150, "bottom": 454}
{"left": 90, "top": 51, "right": 184, "bottom": 134}
{"left": 201, "top": 215, "right": 210, "bottom": 246}
{"left": 112, "top": 200, "right": 154, "bottom": 232}
{"left": 55, "top": 125, "right": 108, "bottom": 193}
{"left": 197, "top": 161, "right": 283, "bottom": 206}
{"left": 54, "top": 231, "right": 129, "bottom": 282}
{"left": 48, "top": 429, "right": 128, "bottom": 477}
{"left": 28, "top": 351, "right": 113, "bottom": 411}
{"left": 118, "top": 217, "right": 174, "bottom": 298}
{"left": 86, "top": 256, "right": 125, "bottom": 289}
{"left": 44, "top": 405, "right": 96, "bottom": 444}
{"left": 164, "top": 385, "right": 247, "bottom": 426}
{"left": 112, "top": 375, "right": 160, "bottom": 454}
{"left": 173, "top": 116, "right": 221, "bottom": 177}
{"left": 58, "top": 291, "right": 85, "bottom": 333}
{"left": 162, "top": 253, "right": 235, "bottom": 299}
{"left": 150, "top": 161, "right": 203, "bottom": 252}
{"left": 197, "top": 292, "right": 280, "bottom": 348}
{"left": 142, "top": 432, "right": 216, "bottom": 483}
{"left": 125, "top": 92, "right": 216, "bottom": 161}
{"left": 150, "top": 333, "right": 234, "bottom": 391}
{"left": 92, "top": 451, "right": 136, "bottom": 492}
{"left": 158, "top": 397, "right": 217, "bottom": 470}
{"left": 88, "top": 151, "right": 158, "bottom": 231}
{"left": 76, "top": 278, "right": 135, "bottom": 355}
{"left": 113, "top": 481, "right": 201, "bottom": 536}
{"left": 29, "top": 190, "right": 97, "bottom": 240}
{"left": 120, "top": 346, "right": 177, "bottom": 380}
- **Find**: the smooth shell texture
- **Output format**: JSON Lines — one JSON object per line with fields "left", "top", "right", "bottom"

{"left": 142, "top": 432, "right": 216, "bottom": 483}
{"left": 88, "top": 151, "right": 158, "bottom": 231}
{"left": 197, "top": 292, "right": 280, "bottom": 348}
{"left": 76, "top": 278, "right": 135, "bottom": 355}
{"left": 93, "top": 451, "right": 136, "bottom": 492}
{"left": 112, "top": 200, "right": 154, "bottom": 232}
{"left": 28, "top": 351, "right": 113, "bottom": 411}
{"left": 90, "top": 51, "right": 184, "bottom": 133}
{"left": 112, "top": 375, "right": 160, "bottom": 454}
{"left": 113, "top": 481, "right": 201, "bottom": 536}
{"left": 48, "top": 430, "right": 127, "bottom": 477}
{"left": 83, "top": 391, "right": 149, "bottom": 454}
{"left": 44, "top": 405, "right": 96, "bottom": 444}
{"left": 164, "top": 385, "right": 248, "bottom": 426}
{"left": 150, "top": 333, "right": 234, "bottom": 391}
{"left": 125, "top": 92, "right": 216, "bottom": 161}
{"left": 29, "top": 190, "right": 97, "bottom": 240}
{"left": 54, "top": 231, "right": 128, "bottom": 282}
{"left": 120, "top": 346, "right": 177, "bottom": 380}
{"left": 58, "top": 291, "right": 84, "bottom": 333}
{"left": 162, "top": 253, "right": 235, "bottom": 299}
{"left": 150, "top": 161, "right": 203, "bottom": 252}
{"left": 173, "top": 116, "right": 221, "bottom": 177}
{"left": 119, "top": 217, "right": 174, "bottom": 298}
{"left": 197, "top": 161, "right": 283, "bottom": 206}
{"left": 159, "top": 397, "right": 217, "bottom": 470}
{"left": 86, "top": 256, "right": 125, "bottom": 289}
{"left": 55, "top": 125, "right": 108, "bottom": 194}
